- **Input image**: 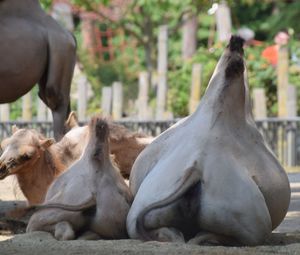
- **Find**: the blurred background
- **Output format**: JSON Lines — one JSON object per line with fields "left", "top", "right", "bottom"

{"left": 1, "top": 0, "right": 300, "bottom": 167}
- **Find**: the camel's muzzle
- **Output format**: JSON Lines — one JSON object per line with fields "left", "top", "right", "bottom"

{"left": 0, "top": 163, "right": 8, "bottom": 180}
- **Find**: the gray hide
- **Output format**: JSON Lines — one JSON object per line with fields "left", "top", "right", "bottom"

{"left": 127, "top": 36, "right": 290, "bottom": 246}
{"left": 27, "top": 117, "right": 132, "bottom": 240}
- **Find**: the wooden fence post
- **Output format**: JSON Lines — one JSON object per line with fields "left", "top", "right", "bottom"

{"left": 0, "top": 104, "right": 10, "bottom": 121}
{"left": 112, "top": 82, "right": 123, "bottom": 120}
{"left": 276, "top": 46, "right": 289, "bottom": 165}
{"left": 37, "top": 98, "right": 47, "bottom": 121}
{"left": 182, "top": 13, "right": 197, "bottom": 60}
{"left": 215, "top": 1, "right": 232, "bottom": 42}
{"left": 287, "top": 85, "right": 297, "bottom": 117}
{"left": 22, "top": 92, "right": 32, "bottom": 121}
{"left": 101, "top": 86, "right": 112, "bottom": 117}
{"left": 252, "top": 88, "right": 267, "bottom": 119}
{"left": 189, "top": 64, "right": 202, "bottom": 114}
{"left": 277, "top": 46, "right": 289, "bottom": 117}
{"left": 137, "top": 72, "right": 150, "bottom": 120}
{"left": 51, "top": 2, "right": 74, "bottom": 31}
{"left": 286, "top": 85, "right": 297, "bottom": 167}
{"left": 77, "top": 76, "right": 88, "bottom": 121}
{"left": 156, "top": 25, "right": 168, "bottom": 120}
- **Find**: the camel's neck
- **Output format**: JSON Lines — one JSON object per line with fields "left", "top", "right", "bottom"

{"left": 16, "top": 148, "right": 65, "bottom": 205}
{"left": 110, "top": 137, "right": 148, "bottom": 178}
{"left": 52, "top": 136, "right": 84, "bottom": 168}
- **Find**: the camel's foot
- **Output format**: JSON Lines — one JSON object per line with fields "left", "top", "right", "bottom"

{"left": 187, "top": 231, "right": 238, "bottom": 246}
{"left": 148, "top": 227, "right": 185, "bottom": 243}
{"left": 54, "top": 221, "right": 75, "bottom": 240}
{"left": 77, "top": 231, "right": 101, "bottom": 240}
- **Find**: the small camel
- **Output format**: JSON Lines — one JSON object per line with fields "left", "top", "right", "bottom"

{"left": 61, "top": 111, "right": 154, "bottom": 178}
{"left": 0, "top": 0, "right": 76, "bottom": 140}
{"left": 26, "top": 117, "right": 133, "bottom": 240}
{"left": 0, "top": 112, "right": 152, "bottom": 205}
{"left": 0, "top": 127, "right": 73, "bottom": 205}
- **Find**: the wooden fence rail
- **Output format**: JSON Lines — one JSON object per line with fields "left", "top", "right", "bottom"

{"left": 0, "top": 119, "right": 300, "bottom": 167}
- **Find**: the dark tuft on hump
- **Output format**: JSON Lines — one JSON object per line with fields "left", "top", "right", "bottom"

{"left": 94, "top": 119, "right": 109, "bottom": 142}
{"left": 89, "top": 117, "right": 109, "bottom": 143}
{"left": 228, "top": 35, "right": 245, "bottom": 55}
{"left": 225, "top": 36, "right": 245, "bottom": 78}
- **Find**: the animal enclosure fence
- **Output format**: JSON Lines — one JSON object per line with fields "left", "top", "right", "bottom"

{"left": 0, "top": 119, "right": 300, "bottom": 168}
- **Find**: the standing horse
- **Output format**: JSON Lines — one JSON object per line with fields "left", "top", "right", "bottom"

{"left": 0, "top": 0, "right": 76, "bottom": 140}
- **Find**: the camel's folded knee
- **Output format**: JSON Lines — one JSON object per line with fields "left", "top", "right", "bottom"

{"left": 54, "top": 221, "right": 75, "bottom": 241}
{"left": 237, "top": 213, "right": 272, "bottom": 246}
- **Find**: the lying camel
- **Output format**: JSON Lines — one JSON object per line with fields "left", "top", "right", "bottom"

{"left": 27, "top": 117, "right": 132, "bottom": 240}
{"left": 65, "top": 112, "right": 154, "bottom": 178}
{"left": 0, "top": 112, "right": 152, "bottom": 205}
{"left": 127, "top": 36, "right": 290, "bottom": 246}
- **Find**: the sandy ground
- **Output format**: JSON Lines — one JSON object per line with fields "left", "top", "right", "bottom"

{"left": 0, "top": 174, "right": 300, "bottom": 254}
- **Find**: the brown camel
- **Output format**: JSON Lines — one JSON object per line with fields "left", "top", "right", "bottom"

{"left": 27, "top": 117, "right": 133, "bottom": 240}
{"left": 0, "top": 113, "right": 153, "bottom": 205}
{"left": 0, "top": 0, "right": 76, "bottom": 140}
{"left": 0, "top": 127, "right": 71, "bottom": 205}
{"left": 64, "top": 112, "right": 155, "bottom": 178}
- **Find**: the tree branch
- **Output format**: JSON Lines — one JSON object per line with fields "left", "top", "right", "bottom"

{"left": 78, "top": 0, "right": 145, "bottom": 45}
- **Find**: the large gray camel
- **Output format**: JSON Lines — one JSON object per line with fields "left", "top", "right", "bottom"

{"left": 0, "top": 0, "right": 76, "bottom": 140}
{"left": 127, "top": 36, "right": 290, "bottom": 246}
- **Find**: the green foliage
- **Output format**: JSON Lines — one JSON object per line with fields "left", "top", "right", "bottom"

{"left": 37, "top": 0, "right": 300, "bottom": 119}
{"left": 168, "top": 39, "right": 300, "bottom": 117}
{"left": 230, "top": 1, "right": 300, "bottom": 40}
{"left": 168, "top": 45, "right": 222, "bottom": 117}
{"left": 244, "top": 45, "right": 277, "bottom": 115}
{"left": 39, "top": 0, "right": 52, "bottom": 10}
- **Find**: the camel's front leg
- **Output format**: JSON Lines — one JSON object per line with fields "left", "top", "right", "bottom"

{"left": 187, "top": 231, "right": 240, "bottom": 246}
{"left": 147, "top": 227, "right": 185, "bottom": 243}
{"left": 54, "top": 221, "right": 75, "bottom": 240}
{"left": 27, "top": 209, "right": 87, "bottom": 240}
{"left": 77, "top": 231, "right": 102, "bottom": 240}
{"left": 134, "top": 201, "right": 188, "bottom": 242}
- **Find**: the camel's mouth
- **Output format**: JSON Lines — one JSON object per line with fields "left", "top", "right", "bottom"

{"left": 0, "top": 166, "right": 9, "bottom": 180}
{"left": 0, "top": 159, "right": 22, "bottom": 179}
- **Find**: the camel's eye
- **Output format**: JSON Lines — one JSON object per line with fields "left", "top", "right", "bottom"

{"left": 20, "top": 154, "right": 30, "bottom": 161}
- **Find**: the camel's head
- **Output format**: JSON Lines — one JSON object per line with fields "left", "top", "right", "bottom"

{"left": 0, "top": 126, "right": 54, "bottom": 179}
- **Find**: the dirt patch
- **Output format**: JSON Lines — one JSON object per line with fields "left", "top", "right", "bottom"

{"left": 1, "top": 231, "right": 300, "bottom": 255}
{"left": 1, "top": 174, "right": 300, "bottom": 254}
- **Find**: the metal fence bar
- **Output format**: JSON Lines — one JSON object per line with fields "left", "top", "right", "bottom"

{"left": 1, "top": 118, "right": 300, "bottom": 166}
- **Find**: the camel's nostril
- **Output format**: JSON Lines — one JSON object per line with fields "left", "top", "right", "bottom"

{"left": 0, "top": 164, "right": 6, "bottom": 172}
{"left": 0, "top": 163, "right": 8, "bottom": 179}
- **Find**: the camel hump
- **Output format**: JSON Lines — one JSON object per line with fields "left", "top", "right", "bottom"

{"left": 86, "top": 116, "right": 110, "bottom": 160}
{"left": 228, "top": 35, "right": 244, "bottom": 54}
{"left": 225, "top": 35, "right": 245, "bottom": 79}
{"left": 89, "top": 117, "right": 109, "bottom": 142}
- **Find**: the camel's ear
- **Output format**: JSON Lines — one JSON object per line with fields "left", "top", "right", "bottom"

{"left": 12, "top": 125, "right": 19, "bottom": 134}
{"left": 40, "top": 138, "right": 55, "bottom": 149}
{"left": 65, "top": 111, "right": 79, "bottom": 130}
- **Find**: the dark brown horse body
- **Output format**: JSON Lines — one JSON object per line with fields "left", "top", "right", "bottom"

{"left": 0, "top": 0, "right": 76, "bottom": 140}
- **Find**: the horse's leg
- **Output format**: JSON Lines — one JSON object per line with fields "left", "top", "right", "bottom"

{"left": 39, "top": 32, "right": 76, "bottom": 141}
